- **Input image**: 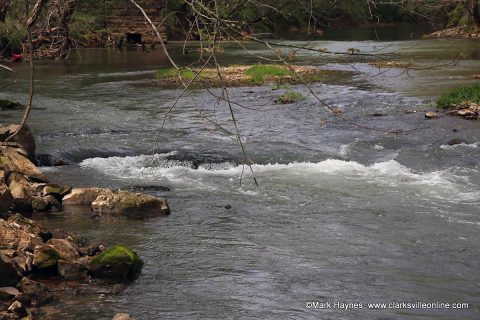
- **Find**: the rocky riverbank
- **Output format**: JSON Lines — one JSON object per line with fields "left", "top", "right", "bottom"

{"left": 423, "top": 26, "right": 480, "bottom": 39}
{"left": 0, "top": 123, "right": 171, "bottom": 319}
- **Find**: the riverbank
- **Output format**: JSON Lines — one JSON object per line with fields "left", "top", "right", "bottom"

{"left": 0, "top": 124, "right": 170, "bottom": 319}
{"left": 423, "top": 26, "right": 480, "bottom": 39}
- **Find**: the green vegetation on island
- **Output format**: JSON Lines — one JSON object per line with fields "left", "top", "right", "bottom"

{"left": 155, "top": 65, "right": 326, "bottom": 87}
{"left": 437, "top": 84, "right": 480, "bottom": 108}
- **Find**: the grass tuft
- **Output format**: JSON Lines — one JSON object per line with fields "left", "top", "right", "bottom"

{"left": 437, "top": 84, "right": 480, "bottom": 109}
{"left": 156, "top": 68, "right": 196, "bottom": 80}
{"left": 275, "top": 91, "right": 306, "bottom": 104}
{"left": 244, "top": 65, "right": 293, "bottom": 84}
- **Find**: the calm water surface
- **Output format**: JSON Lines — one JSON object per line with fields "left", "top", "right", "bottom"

{"left": 1, "top": 32, "right": 480, "bottom": 319}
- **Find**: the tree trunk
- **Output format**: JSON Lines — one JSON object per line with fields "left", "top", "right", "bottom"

{"left": 465, "top": 0, "right": 480, "bottom": 28}
{"left": 0, "top": 0, "right": 10, "bottom": 22}
{"left": 472, "top": 0, "right": 480, "bottom": 28}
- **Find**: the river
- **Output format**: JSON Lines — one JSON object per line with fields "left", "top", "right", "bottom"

{"left": 1, "top": 30, "right": 480, "bottom": 319}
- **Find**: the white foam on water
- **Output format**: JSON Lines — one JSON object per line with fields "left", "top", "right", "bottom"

{"left": 79, "top": 154, "right": 478, "bottom": 203}
{"left": 338, "top": 144, "right": 350, "bottom": 156}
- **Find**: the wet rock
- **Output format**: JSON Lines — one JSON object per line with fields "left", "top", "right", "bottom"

{"left": 112, "top": 284, "right": 126, "bottom": 295}
{"left": 58, "top": 260, "right": 87, "bottom": 280}
{"left": 46, "top": 239, "right": 79, "bottom": 261}
{"left": 31, "top": 195, "right": 61, "bottom": 213}
{"left": 88, "top": 245, "right": 143, "bottom": 280}
{"left": 127, "top": 185, "right": 171, "bottom": 192}
{"left": 62, "top": 187, "right": 112, "bottom": 205}
{"left": 32, "top": 245, "right": 60, "bottom": 271}
{"left": 425, "top": 111, "right": 438, "bottom": 119}
{"left": 16, "top": 278, "right": 52, "bottom": 307}
{"left": 113, "top": 313, "right": 135, "bottom": 320}
{"left": 0, "top": 183, "right": 13, "bottom": 214}
{"left": 35, "top": 154, "right": 67, "bottom": 167}
{"left": 91, "top": 191, "right": 170, "bottom": 218}
{"left": 447, "top": 138, "right": 467, "bottom": 146}
{"left": 0, "top": 253, "right": 22, "bottom": 287}
{"left": 41, "top": 184, "right": 71, "bottom": 202}
{"left": 0, "top": 125, "right": 36, "bottom": 161}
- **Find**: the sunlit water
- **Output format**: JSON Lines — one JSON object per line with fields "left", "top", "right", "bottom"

{"left": 1, "top": 30, "right": 480, "bottom": 319}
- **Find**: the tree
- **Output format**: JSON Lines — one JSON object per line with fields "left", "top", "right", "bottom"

{"left": 0, "top": 0, "right": 10, "bottom": 22}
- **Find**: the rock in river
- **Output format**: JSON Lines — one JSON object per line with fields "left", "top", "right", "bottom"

{"left": 88, "top": 245, "right": 143, "bottom": 280}
{"left": 91, "top": 191, "right": 170, "bottom": 218}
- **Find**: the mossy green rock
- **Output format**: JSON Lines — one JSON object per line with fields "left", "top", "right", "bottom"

{"left": 89, "top": 245, "right": 143, "bottom": 280}
{"left": 33, "top": 245, "right": 60, "bottom": 269}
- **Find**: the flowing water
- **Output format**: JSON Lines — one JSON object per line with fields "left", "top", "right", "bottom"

{"left": 1, "top": 30, "right": 480, "bottom": 319}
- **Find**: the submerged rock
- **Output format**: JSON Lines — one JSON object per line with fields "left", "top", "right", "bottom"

{"left": 36, "top": 153, "right": 68, "bottom": 167}
{"left": 0, "top": 100, "right": 23, "bottom": 110}
{"left": 91, "top": 191, "right": 170, "bottom": 218}
{"left": 88, "top": 245, "right": 143, "bottom": 280}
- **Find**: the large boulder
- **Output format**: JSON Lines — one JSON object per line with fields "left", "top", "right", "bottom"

{"left": 91, "top": 191, "right": 170, "bottom": 218}
{"left": 62, "top": 187, "right": 113, "bottom": 205}
{"left": 88, "top": 245, "right": 143, "bottom": 280}
{"left": 0, "top": 124, "right": 36, "bottom": 161}
{"left": 0, "top": 146, "right": 46, "bottom": 182}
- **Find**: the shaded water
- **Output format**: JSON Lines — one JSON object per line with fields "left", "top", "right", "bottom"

{"left": 1, "top": 34, "right": 480, "bottom": 319}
